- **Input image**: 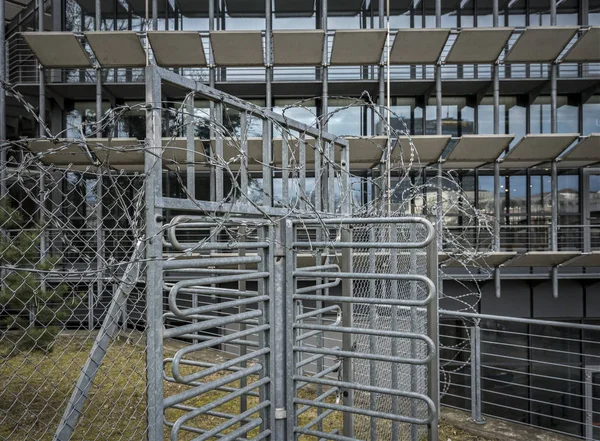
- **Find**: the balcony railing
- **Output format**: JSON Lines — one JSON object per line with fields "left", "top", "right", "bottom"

{"left": 444, "top": 224, "right": 600, "bottom": 253}
{"left": 440, "top": 310, "right": 600, "bottom": 441}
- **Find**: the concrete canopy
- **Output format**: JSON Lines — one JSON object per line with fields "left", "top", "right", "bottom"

{"left": 22, "top": 32, "right": 92, "bottom": 68}
{"left": 148, "top": 32, "right": 207, "bottom": 67}
{"left": 395, "top": 135, "right": 451, "bottom": 165}
{"left": 446, "top": 28, "right": 513, "bottom": 64}
{"left": 556, "top": 134, "right": 600, "bottom": 168}
{"left": 444, "top": 252, "right": 518, "bottom": 268}
{"left": 390, "top": 29, "right": 449, "bottom": 65}
{"left": 500, "top": 134, "right": 578, "bottom": 168}
{"left": 504, "top": 26, "right": 578, "bottom": 63}
{"left": 272, "top": 30, "right": 325, "bottom": 66}
{"left": 330, "top": 29, "right": 387, "bottom": 65}
{"left": 85, "top": 31, "right": 146, "bottom": 67}
{"left": 444, "top": 135, "right": 514, "bottom": 169}
{"left": 560, "top": 252, "right": 600, "bottom": 267}
{"left": 503, "top": 251, "right": 581, "bottom": 267}
{"left": 162, "top": 138, "right": 210, "bottom": 171}
{"left": 210, "top": 31, "right": 264, "bottom": 66}
{"left": 28, "top": 138, "right": 145, "bottom": 171}
{"left": 563, "top": 27, "right": 600, "bottom": 63}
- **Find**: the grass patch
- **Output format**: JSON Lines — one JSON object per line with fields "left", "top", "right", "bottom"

{"left": 0, "top": 334, "right": 490, "bottom": 441}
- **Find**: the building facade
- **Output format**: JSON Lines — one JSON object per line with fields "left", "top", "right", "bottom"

{"left": 2, "top": 0, "right": 600, "bottom": 439}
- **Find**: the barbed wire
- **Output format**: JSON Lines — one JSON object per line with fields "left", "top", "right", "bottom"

{"left": 0, "top": 77, "right": 498, "bottom": 435}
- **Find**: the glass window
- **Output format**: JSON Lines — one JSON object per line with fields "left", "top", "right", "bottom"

{"left": 583, "top": 96, "right": 600, "bottom": 136}
{"left": 273, "top": 99, "right": 318, "bottom": 137}
{"left": 558, "top": 175, "right": 580, "bottom": 215}
{"left": 506, "top": 175, "right": 527, "bottom": 216}
{"left": 530, "top": 96, "right": 579, "bottom": 134}
{"left": 327, "top": 99, "right": 364, "bottom": 136}
{"left": 477, "top": 98, "right": 506, "bottom": 135}
{"left": 478, "top": 175, "right": 502, "bottom": 216}
{"left": 531, "top": 175, "right": 552, "bottom": 219}
{"left": 503, "top": 0, "right": 526, "bottom": 26}
{"left": 557, "top": 0, "right": 580, "bottom": 25}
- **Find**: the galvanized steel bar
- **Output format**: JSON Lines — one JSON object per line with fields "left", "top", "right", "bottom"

{"left": 299, "top": 133, "right": 306, "bottom": 210}
{"left": 427, "top": 233, "right": 439, "bottom": 441}
{"left": 470, "top": 324, "right": 485, "bottom": 424}
{"left": 186, "top": 94, "right": 195, "bottom": 199}
{"left": 240, "top": 111, "right": 248, "bottom": 199}
{"left": 0, "top": 0, "right": 5, "bottom": 199}
{"left": 341, "top": 227, "right": 354, "bottom": 439}
{"left": 368, "top": 227, "right": 377, "bottom": 440}
{"left": 144, "top": 65, "right": 165, "bottom": 441}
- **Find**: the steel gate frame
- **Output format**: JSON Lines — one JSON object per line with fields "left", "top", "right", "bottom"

{"left": 144, "top": 65, "right": 439, "bottom": 441}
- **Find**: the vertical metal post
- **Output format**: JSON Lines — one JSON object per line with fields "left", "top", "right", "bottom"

{"left": 94, "top": 177, "right": 103, "bottom": 330}
{"left": 238, "top": 225, "right": 247, "bottom": 422}
{"left": 494, "top": 162, "right": 501, "bottom": 251}
{"left": 341, "top": 226, "right": 354, "bottom": 439}
{"left": 240, "top": 111, "right": 248, "bottom": 198}
{"left": 281, "top": 132, "right": 289, "bottom": 206}
{"left": 185, "top": 94, "right": 195, "bottom": 199}
{"left": 551, "top": 161, "right": 558, "bottom": 251}
{"left": 436, "top": 162, "right": 443, "bottom": 250}
{"left": 409, "top": 225, "right": 418, "bottom": 441}
{"left": 208, "top": 0, "right": 216, "bottom": 202}
{"left": 368, "top": 227, "right": 377, "bottom": 440}
{"left": 0, "top": 0, "right": 6, "bottom": 198}
{"left": 298, "top": 133, "right": 306, "bottom": 210}
{"left": 145, "top": 66, "right": 164, "bottom": 441}
{"left": 215, "top": 102, "right": 224, "bottom": 202}
{"left": 152, "top": 0, "right": 158, "bottom": 30}
{"left": 492, "top": 0, "right": 498, "bottom": 27}
{"left": 427, "top": 233, "right": 439, "bottom": 441}
{"left": 263, "top": 0, "right": 273, "bottom": 206}
{"left": 95, "top": 0, "right": 102, "bottom": 138}
{"left": 378, "top": 0, "right": 385, "bottom": 135}
{"left": 274, "top": 219, "right": 287, "bottom": 441}
{"left": 470, "top": 324, "right": 485, "bottom": 424}
{"left": 38, "top": 0, "right": 46, "bottom": 137}
{"left": 321, "top": 0, "right": 328, "bottom": 216}
{"left": 435, "top": 0, "right": 442, "bottom": 136}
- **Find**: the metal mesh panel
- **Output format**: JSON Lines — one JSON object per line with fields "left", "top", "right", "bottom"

{"left": 351, "top": 222, "right": 430, "bottom": 441}
{"left": 0, "top": 145, "right": 148, "bottom": 441}
{"left": 289, "top": 218, "right": 437, "bottom": 441}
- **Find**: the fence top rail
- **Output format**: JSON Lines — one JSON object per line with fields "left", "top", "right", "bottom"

{"left": 441, "top": 309, "right": 600, "bottom": 331}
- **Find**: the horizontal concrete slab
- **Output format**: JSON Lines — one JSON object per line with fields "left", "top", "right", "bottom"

{"left": 445, "top": 135, "right": 514, "bottom": 168}
{"left": 148, "top": 31, "right": 207, "bottom": 67}
{"left": 446, "top": 28, "right": 513, "bottom": 64}
{"left": 85, "top": 31, "right": 146, "bottom": 67}
{"left": 503, "top": 251, "right": 580, "bottom": 267}
{"left": 500, "top": 134, "right": 578, "bottom": 168}
{"left": 558, "top": 134, "right": 600, "bottom": 168}
{"left": 210, "top": 31, "right": 264, "bottom": 66}
{"left": 330, "top": 30, "right": 387, "bottom": 65}
{"left": 563, "top": 27, "right": 600, "bottom": 62}
{"left": 395, "top": 135, "right": 451, "bottom": 165}
{"left": 272, "top": 30, "right": 325, "bottom": 66}
{"left": 504, "top": 26, "right": 578, "bottom": 63}
{"left": 390, "top": 29, "right": 450, "bottom": 65}
{"left": 22, "top": 32, "right": 92, "bottom": 68}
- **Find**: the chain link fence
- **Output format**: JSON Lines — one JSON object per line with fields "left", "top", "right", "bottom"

{"left": 0, "top": 142, "right": 148, "bottom": 441}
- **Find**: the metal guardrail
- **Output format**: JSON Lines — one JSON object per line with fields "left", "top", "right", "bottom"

{"left": 440, "top": 310, "right": 600, "bottom": 441}
{"left": 444, "top": 225, "right": 600, "bottom": 253}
